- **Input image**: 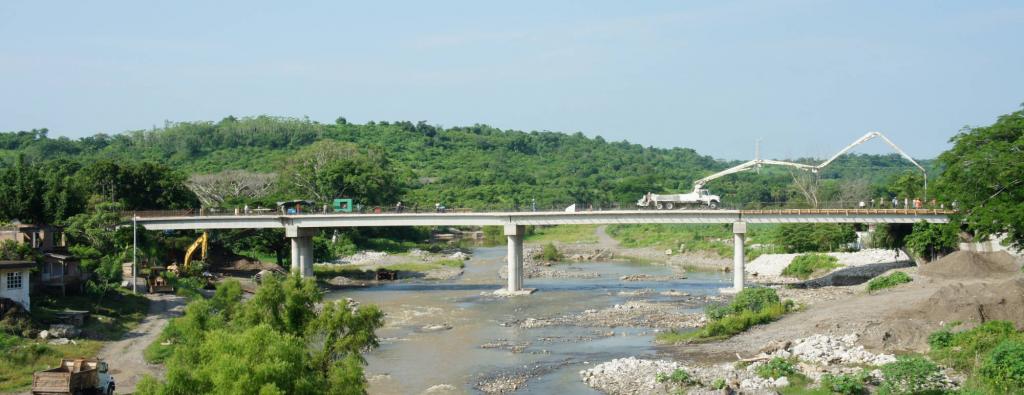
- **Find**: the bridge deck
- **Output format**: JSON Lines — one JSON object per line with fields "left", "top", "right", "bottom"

{"left": 131, "top": 209, "right": 953, "bottom": 230}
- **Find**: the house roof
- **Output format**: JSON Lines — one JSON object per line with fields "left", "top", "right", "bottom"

{"left": 0, "top": 260, "right": 35, "bottom": 269}
{"left": 44, "top": 252, "right": 76, "bottom": 261}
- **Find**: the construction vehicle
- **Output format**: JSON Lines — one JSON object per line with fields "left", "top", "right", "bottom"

{"left": 638, "top": 132, "right": 928, "bottom": 209}
{"left": 167, "top": 231, "right": 208, "bottom": 275}
{"left": 332, "top": 198, "right": 354, "bottom": 213}
{"left": 637, "top": 189, "right": 721, "bottom": 209}
{"left": 146, "top": 267, "right": 175, "bottom": 293}
{"left": 32, "top": 358, "right": 115, "bottom": 395}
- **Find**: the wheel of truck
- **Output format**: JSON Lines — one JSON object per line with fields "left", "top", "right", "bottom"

{"left": 708, "top": 201, "right": 718, "bottom": 209}
{"left": 664, "top": 202, "right": 674, "bottom": 210}
{"left": 656, "top": 202, "right": 664, "bottom": 210}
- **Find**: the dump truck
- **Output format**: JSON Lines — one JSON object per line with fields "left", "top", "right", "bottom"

{"left": 32, "top": 358, "right": 115, "bottom": 395}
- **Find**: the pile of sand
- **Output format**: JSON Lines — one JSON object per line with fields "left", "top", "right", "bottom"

{"left": 906, "top": 277, "right": 1024, "bottom": 327}
{"left": 919, "top": 251, "right": 1021, "bottom": 279}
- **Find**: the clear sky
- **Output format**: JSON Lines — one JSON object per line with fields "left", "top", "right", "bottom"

{"left": 1, "top": 1, "right": 1022, "bottom": 159}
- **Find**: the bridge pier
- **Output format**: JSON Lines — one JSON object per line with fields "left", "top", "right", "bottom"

{"left": 495, "top": 224, "right": 534, "bottom": 296}
{"left": 286, "top": 227, "right": 316, "bottom": 278}
{"left": 722, "top": 222, "right": 746, "bottom": 294}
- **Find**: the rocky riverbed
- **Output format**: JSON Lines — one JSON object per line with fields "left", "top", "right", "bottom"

{"left": 580, "top": 333, "right": 960, "bottom": 394}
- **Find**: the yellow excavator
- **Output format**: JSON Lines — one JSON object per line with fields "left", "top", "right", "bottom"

{"left": 167, "top": 231, "right": 208, "bottom": 275}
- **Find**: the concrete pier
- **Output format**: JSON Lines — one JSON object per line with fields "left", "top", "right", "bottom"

{"left": 495, "top": 224, "right": 534, "bottom": 296}
{"left": 286, "top": 226, "right": 316, "bottom": 278}
{"left": 721, "top": 221, "right": 746, "bottom": 294}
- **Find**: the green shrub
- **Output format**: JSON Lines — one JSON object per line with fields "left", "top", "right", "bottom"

{"left": 537, "top": 243, "right": 563, "bottom": 261}
{"left": 820, "top": 372, "right": 869, "bottom": 395}
{"left": 977, "top": 339, "right": 1024, "bottom": 393}
{"left": 702, "top": 303, "right": 788, "bottom": 339}
{"left": 781, "top": 253, "right": 841, "bottom": 279}
{"left": 712, "top": 378, "right": 726, "bottom": 390}
{"left": 756, "top": 357, "right": 796, "bottom": 379}
{"left": 731, "top": 287, "right": 781, "bottom": 313}
{"left": 704, "top": 303, "right": 731, "bottom": 321}
{"left": 866, "top": 271, "right": 912, "bottom": 292}
{"left": 930, "top": 320, "right": 1022, "bottom": 373}
{"left": 878, "top": 356, "right": 946, "bottom": 395}
{"left": 655, "top": 368, "right": 693, "bottom": 385}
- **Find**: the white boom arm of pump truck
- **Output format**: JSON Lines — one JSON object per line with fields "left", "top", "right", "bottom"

{"left": 638, "top": 131, "right": 929, "bottom": 209}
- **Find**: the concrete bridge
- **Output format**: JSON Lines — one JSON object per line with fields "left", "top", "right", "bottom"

{"left": 133, "top": 209, "right": 951, "bottom": 295}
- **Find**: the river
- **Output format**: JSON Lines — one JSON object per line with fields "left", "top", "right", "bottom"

{"left": 324, "top": 246, "right": 730, "bottom": 394}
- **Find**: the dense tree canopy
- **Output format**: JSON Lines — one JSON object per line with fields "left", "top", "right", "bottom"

{"left": 0, "top": 116, "right": 933, "bottom": 212}
{"left": 938, "top": 107, "right": 1024, "bottom": 248}
{"left": 139, "top": 276, "right": 384, "bottom": 395}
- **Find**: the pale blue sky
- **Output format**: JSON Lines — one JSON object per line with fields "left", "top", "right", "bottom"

{"left": 2, "top": 1, "right": 1022, "bottom": 159}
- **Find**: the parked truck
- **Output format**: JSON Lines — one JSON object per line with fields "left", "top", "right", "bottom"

{"left": 32, "top": 358, "right": 115, "bottom": 395}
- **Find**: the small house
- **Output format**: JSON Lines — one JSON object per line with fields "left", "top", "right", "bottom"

{"left": 40, "top": 252, "right": 86, "bottom": 296}
{"left": 0, "top": 260, "right": 33, "bottom": 311}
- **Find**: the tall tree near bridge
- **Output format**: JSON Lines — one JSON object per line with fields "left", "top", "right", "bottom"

{"left": 938, "top": 107, "right": 1024, "bottom": 248}
{"left": 280, "top": 140, "right": 404, "bottom": 206}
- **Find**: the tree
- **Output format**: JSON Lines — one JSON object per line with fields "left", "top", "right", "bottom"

{"left": 938, "top": 108, "right": 1024, "bottom": 248}
{"left": 904, "top": 221, "right": 959, "bottom": 261}
{"left": 140, "top": 276, "right": 384, "bottom": 395}
{"left": 889, "top": 170, "right": 925, "bottom": 200}
{"left": 280, "top": 140, "right": 403, "bottom": 205}
{"left": 81, "top": 160, "right": 199, "bottom": 210}
{"left": 771, "top": 223, "right": 857, "bottom": 253}
{"left": 0, "top": 154, "right": 44, "bottom": 223}
{"left": 187, "top": 170, "right": 277, "bottom": 207}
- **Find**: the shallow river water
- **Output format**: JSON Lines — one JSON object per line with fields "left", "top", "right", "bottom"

{"left": 324, "top": 247, "right": 730, "bottom": 394}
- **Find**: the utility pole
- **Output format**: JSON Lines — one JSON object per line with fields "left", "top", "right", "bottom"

{"left": 132, "top": 216, "right": 138, "bottom": 294}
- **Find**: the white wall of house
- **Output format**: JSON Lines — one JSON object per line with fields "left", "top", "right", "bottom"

{"left": 0, "top": 268, "right": 30, "bottom": 311}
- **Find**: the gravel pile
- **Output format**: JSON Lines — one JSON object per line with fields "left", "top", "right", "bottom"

{"left": 769, "top": 333, "right": 896, "bottom": 366}
{"left": 747, "top": 249, "right": 910, "bottom": 280}
{"left": 579, "top": 357, "right": 785, "bottom": 394}
{"left": 513, "top": 300, "right": 710, "bottom": 329}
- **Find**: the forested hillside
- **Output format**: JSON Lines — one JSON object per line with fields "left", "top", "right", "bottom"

{"left": 0, "top": 115, "right": 932, "bottom": 218}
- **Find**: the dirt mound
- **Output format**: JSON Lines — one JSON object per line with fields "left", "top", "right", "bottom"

{"left": 903, "top": 277, "right": 1024, "bottom": 329}
{"left": 919, "top": 251, "right": 1021, "bottom": 279}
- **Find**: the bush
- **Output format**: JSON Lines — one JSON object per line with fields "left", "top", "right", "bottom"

{"left": 702, "top": 303, "right": 788, "bottom": 339}
{"left": 930, "top": 320, "right": 1022, "bottom": 372}
{"left": 977, "top": 339, "right": 1024, "bottom": 393}
{"left": 655, "top": 368, "right": 693, "bottom": 385}
{"left": 878, "top": 356, "right": 946, "bottom": 395}
{"left": 538, "top": 243, "right": 562, "bottom": 261}
{"left": 781, "top": 253, "right": 841, "bottom": 279}
{"left": 712, "top": 378, "right": 726, "bottom": 389}
{"left": 731, "top": 287, "right": 781, "bottom": 313}
{"left": 704, "top": 303, "right": 731, "bottom": 321}
{"left": 866, "top": 271, "right": 912, "bottom": 292}
{"left": 771, "top": 223, "right": 857, "bottom": 253}
{"left": 756, "top": 357, "right": 796, "bottom": 379}
{"left": 820, "top": 372, "right": 869, "bottom": 395}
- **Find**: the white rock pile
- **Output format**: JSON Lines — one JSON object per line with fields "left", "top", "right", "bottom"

{"left": 771, "top": 333, "right": 896, "bottom": 366}
{"left": 579, "top": 357, "right": 684, "bottom": 395}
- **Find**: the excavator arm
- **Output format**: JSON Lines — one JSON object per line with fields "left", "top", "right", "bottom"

{"left": 183, "top": 231, "right": 208, "bottom": 270}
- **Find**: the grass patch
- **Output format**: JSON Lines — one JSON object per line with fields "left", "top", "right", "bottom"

{"left": 435, "top": 259, "right": 465, "bottom": 269}
{"left": 878, "top": 355, "right": 947, "bottom": 394}
{"left": 756, "top": 357, "right": 797, "bottom": 379}
{"left": 525, "top": 225, "right": 598, "bottom": 244}
{"left": 866, "top": 271, "right": 912, "bottom": 292}
{"left": 781, "top": 253, "right": 841, "bottom": 279}
{"left": 31, "top": 288, "right": 149, "bottom": 340}
{"left": 928, "top": 320, "right": 1024, "bottom": 393}
{"left": 658, "top": 287, "right": 794, "bottom": 343}
{"left": 0, "top": 332, "right": 104, "bottom": 392}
